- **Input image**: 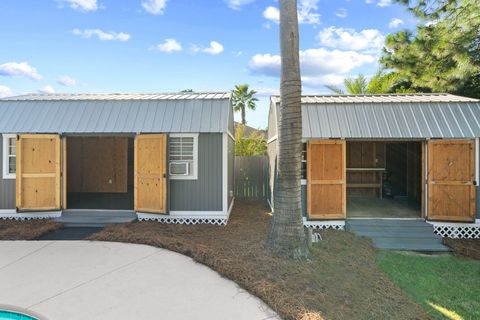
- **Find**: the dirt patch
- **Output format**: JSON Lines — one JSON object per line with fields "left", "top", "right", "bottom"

{"left": 89, "top": 201, "right": 428, "bottom": 320}
{"left": 0, "top": 219, "right": 63, "bottom": 240}
{"left": 444, "top": 238, "right": 480, "bottom": 260}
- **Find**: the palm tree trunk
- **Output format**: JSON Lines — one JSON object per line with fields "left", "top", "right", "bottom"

{"left": 241, "top": 105, "right": 246, "bottom": 124}
{"left": 266, "top": 0, "right": 308, "bottom": 258}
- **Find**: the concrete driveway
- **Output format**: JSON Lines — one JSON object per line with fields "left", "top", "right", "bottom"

{"left": 0, "top": 241, "right": 278, "bottom": 320}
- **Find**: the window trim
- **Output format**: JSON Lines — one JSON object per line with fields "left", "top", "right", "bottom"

{"left": 169, "top": 133, "right": 198, "bottom": 180}
{"left": 2, "top": 134, "right": 16, "bottom": 179}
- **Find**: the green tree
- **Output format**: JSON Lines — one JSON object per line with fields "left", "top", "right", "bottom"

{"left": 234, "top": 125, "right": 266, "bottom": 156}
{"left": 266, "top": 0, "right": 309, "bottom": 258}
{"left": 232, "top": 84, "right": 258, "bottom": 125}
{"left": 380, "top": 0, "right": 480, "bottom": 98}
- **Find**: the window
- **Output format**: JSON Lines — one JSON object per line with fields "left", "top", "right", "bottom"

{"left": 3, "top": 134, "right": 16, "bottom": 179}
{"left": 169, "top": 134, "right": 198, "bottom": 180}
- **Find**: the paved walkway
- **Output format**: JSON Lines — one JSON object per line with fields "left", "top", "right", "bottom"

{"left": 38, "top": 227, "right": 103, "bottom": 240}
{"left": 0, "top": 241, "right": 278, "bottom": 320}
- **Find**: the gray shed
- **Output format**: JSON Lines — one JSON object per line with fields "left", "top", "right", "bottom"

{"left": 268, "top": 94, "right": 480, "bottom": 238}
{"left": 0, "top": 92, "right": 235, "bottom": 225}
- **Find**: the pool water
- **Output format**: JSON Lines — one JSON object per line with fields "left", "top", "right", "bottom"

{"left": 0, "top": 310, "right": 37, "bottom": 320}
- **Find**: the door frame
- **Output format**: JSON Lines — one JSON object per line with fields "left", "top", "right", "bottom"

{"left": 342, "top": 139, "right": 425, "bottom": 219}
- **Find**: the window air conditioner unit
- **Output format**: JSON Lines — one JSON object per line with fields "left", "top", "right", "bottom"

{"left": 170, "top": 161, "right": 189, "bottom": 175}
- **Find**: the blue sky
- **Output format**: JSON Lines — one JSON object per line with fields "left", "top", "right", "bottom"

{"left": 0, "top": 0, "right": 416, "bottom": 128}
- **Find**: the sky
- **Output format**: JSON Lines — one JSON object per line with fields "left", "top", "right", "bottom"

{"left": 0, "top": 0, "right": 417, "bottom": 128}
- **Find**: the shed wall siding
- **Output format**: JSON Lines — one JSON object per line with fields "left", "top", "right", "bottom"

{"left": 477, "top": 187, "right": 480, "bottom": 219}
{"left": 170, "top": 133, "right": 223, "bottom": 211}
{"left": 267, "top": 102, "right": 277, "bottom": 140}
{"left": 0, "top": 135, "right": 15, "bottom": 209}
{"left": 302, "top": 184, "right": 307, "bottom": 217}
{"left": 267, "top": 140, "right": 277, "bottom": 208}
{"left": 228, "top": 136, "right": 234, "bottom": 206}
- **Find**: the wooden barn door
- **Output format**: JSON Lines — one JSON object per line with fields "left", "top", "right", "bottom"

{"left": 307, "top": 140, "right": 346, "bottom": 219}
{"left": 134, "top": 134, "right": 167, "bottom": 213}
{"left": 427, "top": 140, "right": 476, "bottom": 222}
{"left": 16, "top": 134, "right": 61, "bottom": 211}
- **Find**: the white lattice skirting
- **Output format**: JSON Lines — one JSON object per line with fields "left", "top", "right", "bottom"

{"left": 0, "top": 211, "right": 62, "bottom": 220}
{"left": 303, "top": 218, "right": 345, "bottom": 230}
{"left": 429, "top": 221, "right": 480, "bottom": 239}
{"left": 137, "top": 214, "right": 228, "bottom": 226}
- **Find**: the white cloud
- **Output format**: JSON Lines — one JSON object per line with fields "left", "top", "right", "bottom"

{"left": 39, "top": 85, "right": 55, "bottom": 94}
{"left": 226, "top": 0, "right": 254, "bottom": 10}
{"left": 365, "top": 0, "right": 391, "bottom": 5}
{"left": 0, "top": 62, "right": 42, "bottom": 80}
{"left": 317, "top": 26, "right": 385, "bottom": 51}
{"left": 378, "top": 0, "right": 392, "bottom": 7}
{"left": 302, "top": 74, "right": 345, "bottom": 87}
{"left": 248, "top": 54, "right": 281, "bottom": 77}
{"left": 298, "top": 0, "right": 321, "bottom": 24}
{"left": 57, "top": 75, "right": 79, "bottom": 87}
{"left": 263, "top": 6, "right": 279, "bottom": 23}
{"left": 141, "top": 0, "right": 167, "bottom": 15}
{"left": 155, "top": 38, "right": 182, "bottom": 52}
{"left": 248, "top": 48, "right": 375, "bottom": 87}
{"left": 254, "top": 87, "right": 279, "bottom": 97}
{"left": 388, "top": 18, "right": 404, "bottom": 28}
{"left": 335, "top": 8, "right": 347, "bottom": 18}
{"left": 263, "top": 0, "right": 321, "bottom": 25}
{"left": 58, "top": 0, "right": 98, "bottom": 12}
{"left": 203, "top": 41, "right": 224, "bottom": 55}
{"left": 0, "top": 85, "right": 13, "bottom": 98}
{"left": 72, "top": 28, "right": 130, "bottom": 41}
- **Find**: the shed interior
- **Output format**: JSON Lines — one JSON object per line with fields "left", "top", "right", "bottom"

{"left": 346, "top": 141, "right": 422, "bottom": 218}
{"left": 66, "top": 136, "right": 134, "bottom": 210}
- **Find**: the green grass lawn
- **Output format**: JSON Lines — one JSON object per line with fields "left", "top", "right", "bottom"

{"left": 377, "top": 251, "right": 480, "bottom": 320}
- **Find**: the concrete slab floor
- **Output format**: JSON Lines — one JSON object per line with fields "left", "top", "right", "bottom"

{"left": 0, "top": 241, "right": 278, "bottom": 320}
{"left": 347, "top": 197, "right": 421, "bottom": 218}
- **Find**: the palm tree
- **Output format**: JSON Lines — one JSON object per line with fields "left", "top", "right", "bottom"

{"left": 325, "top": 74, "right": 368, "bottom": 94}
{"left": 232, "top": 84, "right": 258, "bottom": 125}
{"left": 326, "top": 72, "right": 412, "bottom": 94}
{"left": 266, "top": 0, "right": 309, "bottom": 258}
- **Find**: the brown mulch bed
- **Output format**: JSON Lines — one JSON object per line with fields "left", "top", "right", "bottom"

{"left": 444, "top": 238, "right": 480, "bottom": 260}
{"left": 0, "top": 219, "right": 63, "bottom": 240}
{"left": 89, "top": 201, "right": 429, "bottom": 320}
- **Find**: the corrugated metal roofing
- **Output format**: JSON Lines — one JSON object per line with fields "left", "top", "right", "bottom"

{"left": 0, "top": 92, "right": 232, "bottom": 134}
{"left": 271, "top": 94, "right": 480, "bottom": 139}
{"left": 3, "top": 92, "right": 231, "bottom": 101}
{"left": 271, "top": 93, "right": 479, "bottom": 104}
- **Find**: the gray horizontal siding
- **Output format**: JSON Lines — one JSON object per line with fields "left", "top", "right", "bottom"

{"left": 0, "top": 135, "right": 16, "bottom": 209}
{"left": 0, "top": 98, "right": 231, "bottom": 134}
{"left": 302, "top": 184, "right": 306, "bottom": 218}
{"left": 228, "top": 136, "right": 234, "bottom": 206}
{"left": 170, "top": 133, "right": 223, "bottom": 211}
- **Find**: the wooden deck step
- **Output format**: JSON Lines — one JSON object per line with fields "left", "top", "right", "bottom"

{"left": 55, "top": 210, "right": 137, "bottom": 227}
{"left": 346, "top": 219, "right": 450, "bottom": 252}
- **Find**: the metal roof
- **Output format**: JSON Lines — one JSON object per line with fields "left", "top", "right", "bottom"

{"left": 0, "top": 92, "right": 232, "bottom": 134}
{"left": 271, "top": 94, "right": 480, "bottom": 139}
{"left": 3, "top": 92, "right": 231, "bottom": 101}
{"left": 270, "top": 93, "right": 479, "bottom": 104}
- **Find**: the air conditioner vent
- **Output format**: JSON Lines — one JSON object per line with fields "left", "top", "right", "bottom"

{"left": 170, "top": 162, "right": 189, "bottom": 175}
